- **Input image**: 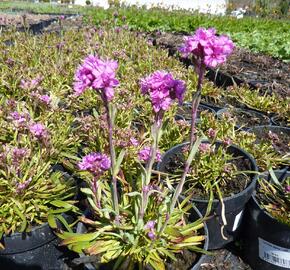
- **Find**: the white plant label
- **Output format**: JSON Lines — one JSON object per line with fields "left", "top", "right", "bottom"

{"left": 232, "top": 210, "right": 243, "bottom": 231}
{"left": 259, "top": 238, "right": 290, "bottom": 268}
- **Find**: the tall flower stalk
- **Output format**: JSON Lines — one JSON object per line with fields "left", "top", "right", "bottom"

{"left": 139, "top": 70, "right": 186, "bottom": 221}
{"left": 180, "top": 28, "right": 235, "bottom": 146}
{"left": 74, "top": 54, "right": 120, "bottom": 223}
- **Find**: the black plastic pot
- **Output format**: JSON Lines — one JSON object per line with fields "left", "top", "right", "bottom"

{"left": 241, "top": 170, "right": 290, "bottom": 270}
{"left": 175, "top": 103, "right": 216, "bottom": 122}
{"left": 200, "top": 101, "right": 224, "bottom": 113}
{"left": 157, "top": 141, "right": 258, "bottom": 250}
{"left": 0, "top": 222, "right": 70, "bottom": 270}
{"left": 217, "top": 107, "right": 271, "bottom": 130}
{"left": 76, "top": 205, "right": 209, "bottom": 270}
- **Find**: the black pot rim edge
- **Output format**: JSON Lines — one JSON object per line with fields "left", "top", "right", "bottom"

{"left": 157, "top": 140, "right": 258, "bottom": 204}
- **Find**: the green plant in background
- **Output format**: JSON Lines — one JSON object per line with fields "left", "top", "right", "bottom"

{"left": 257, "top": 169, "right": 290, "bottom": 227}
{"left": 0, "top": 145, "right": 76, "bottom": 249}
{"left": 197, "top": 113, "right": 290, "bottom": 170}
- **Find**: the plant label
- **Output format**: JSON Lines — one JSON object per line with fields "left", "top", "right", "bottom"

{"left": 232, "top": 210, "right": 243, "bottom": 231}
{"left": 259, "top": 238, "right": 290, "bottom": 268}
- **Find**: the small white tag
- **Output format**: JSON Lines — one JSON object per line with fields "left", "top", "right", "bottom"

{"left": 259, "top": 238, "right": 290, "bottom": 268}
{"left": 232, "top": 210, "right": 243, "bottom": 231}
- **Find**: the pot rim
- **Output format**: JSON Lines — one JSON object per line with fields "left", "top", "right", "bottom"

{"left": 157, "top": 140, "right": 258, "bottom": 204}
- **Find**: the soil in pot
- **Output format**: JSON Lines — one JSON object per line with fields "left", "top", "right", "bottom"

{"left": 176, "top": 103, "right": 215, "bottom": 122}
{"left": 249, "top": 125, "right": 290, "bottom": 158}
{"left": 217, "top": 108, "right": 270, "bottom": 130}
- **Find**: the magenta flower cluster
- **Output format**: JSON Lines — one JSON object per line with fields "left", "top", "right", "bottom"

{"left": 78, "top": 153, "right": 111, "bottom": 177}
{"left": 144, "top": 220, "right": 156, "bottom": 240}
{"left": 138, "top": 146, "right": 161, "bottom": 163}
{"left": 179, "top": 28, "right": 234, "bottom": 68}
{"left": 140, "top": 71, "right": 186, "bottom": 113}
{"left": 29, "top": 123, "right": 48, "bottom": 140}
{"left": 20, "top": 76, "right": 43, "bottom": 90}
{"left": 74, "top": 55, "right": 119, "bottom": 101}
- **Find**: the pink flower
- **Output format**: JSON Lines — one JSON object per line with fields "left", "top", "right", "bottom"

{"left": 180, "top": 28, "right": 216, "bottom": 58}
{"left": 16, "top": 178, "right": 32, "bottom": 193}
{"left": 39, "top": 95, "right": 51, "bottom": 105}
{"left": 12, "top": 147, "right": 29, "bottom": 164}
{"left": 207, "top": 128, "right": 217, "bottom": 138}
{"left": 285, "top": 186, "right": 290, "bottom": 193}
{"left": 179, "top": 28, "right": 234, "bottom": 68}
{"left": 78, "top": 153, "right": 111, "bottom": 176}
{"left": 145, "top": 220, "right": 156, "bottom": 230}
{"left": 9, "top": 111, "right": 29, "bottom": 129}
{"left": 29, "top": 123, "right": 48, "bottom": 139}
{"left": 138, "top": 146, "right": 161, "bottom": 163}
{"left": 145, "top": 220, "right": 156, "bottom": 240}
{"left": 74, "top": 55, "right": 119, "bottom": 101}
{"left": 223, "top": 138, "right": 232, "bottom": 146}
{"left": 147, "top": 231, "right": 156, "bottom": 240}
{"left": 140, "top": 71, "right": 186, "bottom": 113}
{"left": 198, "top": 143, "right": 211, "bottom": 154}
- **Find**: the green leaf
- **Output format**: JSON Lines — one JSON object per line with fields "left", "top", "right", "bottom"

{"left": 48, "top": 214, "right": 57, "bottom": 229}
{"left": 50, "top": 200, "right": 73, "bottom": 209}
{"left": 113, "top": 149, "right": 126, "bottom": 176}
{"left": 61, "top": 232, "right": 100, "bottom": 245}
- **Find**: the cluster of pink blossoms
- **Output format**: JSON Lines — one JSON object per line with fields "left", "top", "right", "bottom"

{"left": 140, "top": 71, "right": 186, "bottom": 113}
{"left": 138, "top": 146, "right": 161, "bottom": 163}
{"left": 179, "top": 27, "right": 235, "bottom": 68}
{"left": 144, "top": 220, "right": 156, "bottom": 240}
{"left": 78, "top": 153, "right": 111, "bottom": 177}
{"left": 20, "top": 76, "right": 43, "bottom": 90}
{"left": 74, "top": 55, "right": 119, "bottom": 101}
{"left": 29, "top": 123, "right": 48, "bottom": 140}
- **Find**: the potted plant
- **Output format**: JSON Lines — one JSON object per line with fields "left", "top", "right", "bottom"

{"left": 57, "top": 55, "right": 209, "bottom": 270}
{"left": 196, "top": 113, "right": 289, "bottom": 171}
{"left": 158, "top": 28, "right": 258, "bottom": 250}
{"left": 241, "top": 168, "right": 290, "bottom": 270}
{"left": 248, "top": 125, "right": 290, "bottom": 169}
{"left": 0, "top": 98, "right": 78, "bottom": 269}
{"left": 216, "top": 106, "right": 271, "bottom": 130}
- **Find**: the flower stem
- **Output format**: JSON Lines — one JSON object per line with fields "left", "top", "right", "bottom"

{"left": 104, "top": 102, "right": 119, "bottom": 224}
{"left": 158, "top": 137, "right": 203, "bottom": 236}
{"left": 190, "top": 63, "right": 205, "bottom": 147}
{"left": 139, "top": 115, "right": 162, "bottom": 221}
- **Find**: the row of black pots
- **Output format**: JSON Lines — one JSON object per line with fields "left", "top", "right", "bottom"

{"left": 177, "top": 102, "right": 288, "bottom": 129}
{"left": 0, "top": 151, "right": 287, "bottom": 269}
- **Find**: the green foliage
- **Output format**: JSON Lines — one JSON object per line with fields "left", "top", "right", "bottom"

{"left": 257, "top": 171, "right": 290, "bottom": 227}
{"left": 0, "top": 149, "right": 75, "bottom": 237}
{"left": 1, "top": 2, "right": 289, "bottom": 59}
{"left": 59, "top": 179, "right": 206, "bottom": 270}
{"left": 198, "top": 113, "right": 290, "bottom": 170}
